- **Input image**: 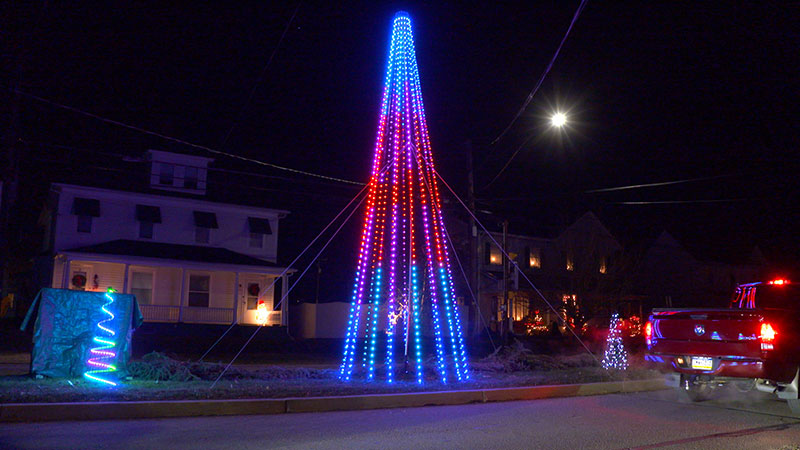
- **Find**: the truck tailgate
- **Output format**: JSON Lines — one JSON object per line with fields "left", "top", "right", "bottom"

{"left": 649, "top": 308, "right": 763, "bottom": 358}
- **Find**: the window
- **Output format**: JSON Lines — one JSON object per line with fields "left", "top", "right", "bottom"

{"left": 70, "top": 270, "right": 88, "bottom": 290}
{"left": 77, "top": 215, "right": 92, "bottom": 233}
{"left": 247, "top": 217, "right": 271, "bottom": 248}
{"left": 72, "top": 197, "right": 99, "bottom": 233}
{"left": 159, "top": 163, "right": 174, "bottom": 185}
{"left": 566, "top": 254, "right": 574, "bottom": 271}
{"left": 249, "top": 232, "right": 263, "bottom": 248}
{"left": 193, "top": 211, "right": 218, "bottom": 244}
{"left": 195, "top": 226, "right": 210, "bottom": 244}
{"left": 135, "top": 205, "right": 161, "bottom": 240}
{"left": 246, "top": 283, "right": 260, "bottom": 310}
{"left": 528, "top": 247, "right": 541, "bottom": 268}
{"left": 599, "top": 258, "right": 607, "bottom": 274}
{"left": 184, "top": 166, "right": 198, "bottom": 189}
{"left": 485, "top": 243, "right": 501, "bottom": 265}
{"left": 130, "top": 271, "right": 153, "bottom": 304}
{"left": 188, "top": 275, "right": 210, "bottom": 307}
{"left": 139, "top": 221, "right": 154, "bottom": 239}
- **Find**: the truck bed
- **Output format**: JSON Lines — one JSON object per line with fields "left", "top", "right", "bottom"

{"left": 649, "top": 308, "right": 763, "bottom": 360}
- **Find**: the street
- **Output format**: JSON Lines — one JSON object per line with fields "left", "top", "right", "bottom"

{"left": 2, "top": 388, "right": 799, "bottom": 449}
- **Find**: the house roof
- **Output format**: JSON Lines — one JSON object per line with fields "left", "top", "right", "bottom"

{"left": 62, "top": 239, "right": 280, "bottom": 268}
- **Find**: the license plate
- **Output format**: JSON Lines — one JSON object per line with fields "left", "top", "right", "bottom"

{"left": 691, "top": 356, "right": 713, "bottom": 370}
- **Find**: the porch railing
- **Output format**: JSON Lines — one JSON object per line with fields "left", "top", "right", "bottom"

{"left": 180, "top": 307, "right": 235, "bottom": 324}
{"left": 139, "top": 304, "right": 181, "bottom": 323}
{"left": 139, "top": 304, "right": 234, "bottom": 324}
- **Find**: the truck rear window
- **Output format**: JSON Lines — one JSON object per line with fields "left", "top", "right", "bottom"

{"left": 732, "top": 284, "right": 800, "bottom": 310}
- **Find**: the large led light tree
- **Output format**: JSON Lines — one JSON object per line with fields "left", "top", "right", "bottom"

{"left": 339, "top": 12, "right": 469, "bottom": 384}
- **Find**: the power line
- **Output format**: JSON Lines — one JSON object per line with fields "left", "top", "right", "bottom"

{"left": 219, "top": 2, "right": 301, "bottom": 148}
{"left": 585, "top": 174, "right": 735, "bottom": 193}
{"left": 21, "top": 139, "right": 359, "bottom": 189}
{"left": 6, "top": 87, "right": 365, "bottom": 186}
{"left": 488, "top": 0, "right": 589, "bottom": 147}
{"left": 481, "top": 133, "right": 536, "bottom": 190}
{"left": 614, "top": 198, "right": 747, "bottom": 205}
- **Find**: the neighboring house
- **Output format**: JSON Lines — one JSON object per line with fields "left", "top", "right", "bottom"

{"left": 38, "top": 150, "right": 293, "bottom": 326}
{"left": 473, "top": 212, "right": 622, "bottom": 333}
{"left": 638, "top": 231, "right": 765, "bottom": 308}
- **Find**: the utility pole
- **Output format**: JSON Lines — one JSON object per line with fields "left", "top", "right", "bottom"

{"left": 502, "top": 219, "right": 509, "bottom": 341}
{"left": 465, "top": 140, "right": 478, "bottom": 337}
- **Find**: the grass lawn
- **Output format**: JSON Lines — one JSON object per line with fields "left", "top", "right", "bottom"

{"left": 0, "top": 351, "right": 661, "bottom": 403}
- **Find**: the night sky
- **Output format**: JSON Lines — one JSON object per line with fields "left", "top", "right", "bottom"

{"left": 3, "top": 2, "right": 799, "bottom": 300}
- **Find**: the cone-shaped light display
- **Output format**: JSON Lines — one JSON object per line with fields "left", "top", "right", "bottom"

{"left": 339, "top": 12, "right": 469, "bottom": 384}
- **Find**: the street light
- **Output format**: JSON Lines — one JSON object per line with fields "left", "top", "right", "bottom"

{"left": 551, "top": 112, "right": 567, "bottom": 128}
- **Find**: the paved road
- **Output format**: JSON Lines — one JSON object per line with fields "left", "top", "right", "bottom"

{"left": 2, "top": 389, "right": 800, "bottom": 449}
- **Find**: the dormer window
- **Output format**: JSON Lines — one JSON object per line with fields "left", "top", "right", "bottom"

{"left": 148, "top": 150, "right": 213, "bottom": 195}
{"left": 184, "top": 166, "right": 198, "bottom": 189}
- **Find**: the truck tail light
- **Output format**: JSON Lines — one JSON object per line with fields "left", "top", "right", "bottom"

{"left": 645, "top": 321, "right": 652, "bottom": 346}
{"left": 760, "top": 322, "right": 776, "bottom": 351}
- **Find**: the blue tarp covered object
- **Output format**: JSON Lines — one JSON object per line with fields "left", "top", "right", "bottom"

{"left": 21, "top": 288, "right": 143, "bottom": 379}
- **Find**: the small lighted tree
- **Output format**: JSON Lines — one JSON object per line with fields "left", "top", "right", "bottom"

{"left": 601, "top": 312, "right": 628, "bottom": 370}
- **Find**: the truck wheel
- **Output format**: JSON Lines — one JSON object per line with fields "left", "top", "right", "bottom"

{"left": 677, "top": 374, "right": 713, "bottom": 402}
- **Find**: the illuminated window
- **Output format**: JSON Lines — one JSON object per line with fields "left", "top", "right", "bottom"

{"left": 528, "top": 247, "right": 541, "bottom": 268}
{"left": 485, "top": 242, "right": 502, "bottom": 265}
{"left": 566, "top": 254, "right": 574, "bottom": 271}
{"left": 599, "top": 258, "right": 607, "bottom": 274}
{"left": 511, "top": 295, "right": 528, "bottom": 321}
{"left": 490, "top": 246, "right": 502, "bottom": 265}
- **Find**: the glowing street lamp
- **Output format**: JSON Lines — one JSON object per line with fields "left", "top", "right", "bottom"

{"left": 550, "top": 112, "right": 567, "bottom": 128}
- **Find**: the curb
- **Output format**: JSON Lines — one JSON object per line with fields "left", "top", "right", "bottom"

{"left": 0, "top": 378, "right": 666, "bottom": 423}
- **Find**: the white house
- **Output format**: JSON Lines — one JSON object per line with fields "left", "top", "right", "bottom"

{"left": 39, "top": 150, "right": 293, "bottom": 326}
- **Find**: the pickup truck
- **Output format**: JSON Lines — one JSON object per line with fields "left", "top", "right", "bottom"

{"left": 645, "top": 279, "right": 800, "bottom": 411}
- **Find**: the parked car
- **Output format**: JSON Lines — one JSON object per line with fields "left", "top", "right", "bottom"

{"left": 645, "top": 279, "right": 800, "bottom": 411}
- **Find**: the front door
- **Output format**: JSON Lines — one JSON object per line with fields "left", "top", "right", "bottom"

{"left": 238, "top": 275, "right": 274, "bottom": 325}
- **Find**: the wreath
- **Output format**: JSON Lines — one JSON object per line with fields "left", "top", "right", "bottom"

{"left": 247, "top": 284, "right": 260, "bottom": 296}
{"left": 71, "top": 274, "right": 87, "bottom": 288}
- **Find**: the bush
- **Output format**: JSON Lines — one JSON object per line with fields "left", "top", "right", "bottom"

{"left": 472, "top": 341, "right": 599, "bottom": 373}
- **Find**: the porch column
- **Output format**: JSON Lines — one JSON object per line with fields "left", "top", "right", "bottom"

{"left": 280, "top": 274, "right": 289, "bottom": 326}
{"left": 60, "top": 257, "right": 71, "bottom": 289}
{"left": 122, "top": 264, "right": 130, "bottom": 293}
{"left": 232, "top": 272, "right": 239, "bottom": 325}
{"left": 178, "top": 268, "right": 186, "bottom": 323}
